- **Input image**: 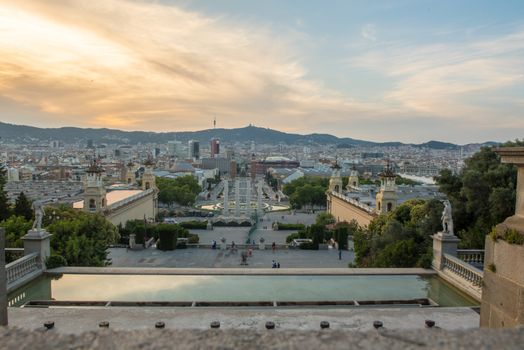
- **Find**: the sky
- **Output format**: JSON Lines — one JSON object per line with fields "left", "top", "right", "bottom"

{"left": 0, "top": 0, "right": 523, "bottom": 143}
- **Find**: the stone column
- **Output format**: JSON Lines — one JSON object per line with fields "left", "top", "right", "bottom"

{"left": 223, "top": 180, "right": 229, "bottom": 215}
{"left": 495, "top": 147, "right": 524, "bottom": 231}
{"left": 234, "top": 180, "right": 240, "bottom": 217}
{"left": 432, "top": 232, "right": 460, "bottom": 271}
{"left": 246, "top": 179, "right": 252, "bottom": 217}
{"left": 257, "top": 182, "right": 264, "bottom": 217}
{"left": 1, "top": 228, "right": 7, "bottom": 326}
{"left": 480, "top": 147, "right": 524, "bottom": 328}
{"left": 129, "top": 234, "right": 136, "bottom": 249}
{"left": 22, "top": 229, "right": 52, "bottom": 270}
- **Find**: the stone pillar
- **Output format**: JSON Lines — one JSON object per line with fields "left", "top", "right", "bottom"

{"left": 1, "top": 228, "right": 7, "bottom": 326}
{"left": 22, "top": 229, "right": 52, "bottom": 270}
{"left": 481, "top": 147, "right": 524, "bottom": 328}
{"left": 495, "top": 147, "right": 524, "bottom": 232}
{"left": 129, "top": 234, "right": 136, "bottom": 249}
{"left": 257, "top": 182, "right": 264, "bottom": 217}
{"left": 432, "top": 232, "right": 460, "bottom": 270}
{"left": 223, "top": 180, "right": 229, "bottom": 215}
{"left": 220, "top": 238, "right": 227, "bottom": 250}
{"left": 235, "top": 180, "right": 240, "bottom": 217}
{"left": 246, "top": 179, "right": 252, "bottom": 217}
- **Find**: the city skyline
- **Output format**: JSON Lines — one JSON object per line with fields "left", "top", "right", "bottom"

{"left": 1, "top": 0, "right": 523, "bottom": 143}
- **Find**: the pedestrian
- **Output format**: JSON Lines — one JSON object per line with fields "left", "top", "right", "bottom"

{"left": 338, "top": 250, "right": 342, "bottom": 260}
{"left": 272, "top": 242, "right": 276, "bottom": 253}
{"left": 272, "top": 260, "right": 276, "bottom": 268}
{"left": 277, "top": 262, "right": 280, "bottom": 268}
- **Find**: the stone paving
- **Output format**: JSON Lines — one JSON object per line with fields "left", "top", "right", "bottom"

{"left": 109, "top": 247, "right": 354, "bottom": 268}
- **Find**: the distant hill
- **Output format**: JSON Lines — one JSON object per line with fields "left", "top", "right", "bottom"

{"left": 0, "top": 121, "right": 496, "bottom": 149}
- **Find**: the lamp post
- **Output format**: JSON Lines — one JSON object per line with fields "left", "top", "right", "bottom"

{"left": 1, "top": 228, "right": 7, "bottom": 326}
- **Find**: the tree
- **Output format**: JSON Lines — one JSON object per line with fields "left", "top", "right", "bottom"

{"left": 46, "top": 206, "right": 119, "bottom": 266}
{"left": 436, "top": 141, "right": 522, "bottom": 248}
{"left": 0, "top": 165, "right": 11, "bottom": 221}
{"left": 353, "top": 199, "right": 441, "bottom": 268}
{"left": 0, "top": 216, "right": 32, "bottom": 248}
{"left": 316, "top": 212, "right": 335, "bottom": 226}
{"left": 157, "top": 176, "right": 201, "bottom": 207}
{"left": 14, "top": 192, "right": 32, "bottom": 221}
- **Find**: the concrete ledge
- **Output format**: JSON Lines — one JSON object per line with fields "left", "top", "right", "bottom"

{"left": 1, "top": 327, "right": 523, "bottom": 349}
{"left": 7, "top": 306, "right": 479, "bottom": 334}
{"left": 47, "top": 267, "right": 437, "bottom": 276}
{"left": 6, "top": 270, "right": 43, "bottom": 294}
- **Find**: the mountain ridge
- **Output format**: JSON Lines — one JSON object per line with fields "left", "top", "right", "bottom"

{"left": 0, "top": 121, "right": 496, "bottom": 149}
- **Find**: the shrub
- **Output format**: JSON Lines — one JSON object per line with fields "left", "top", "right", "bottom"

{"left": 503, "top": 229, "right": 524, "bottom": 245}
{"left": 286, "top": 233, "right": 300, "bottom": 243}
{"left": 276, "top": 223, "right": 305, "bottom": 230}
{"left": 180, "top": 220, "right": 208, "bottom": 230}
{"left": 187, "top": 234, "right": 200, "bottom": 244}
{"left": 45, "top": 255, "right": 68, "bottom": 269}
{"left": 488, "top": 263, "right": 496, "bottom": 273}
{"left": 299, "top": 241, "right": 318, "bottom": 250}
{"left": 156, "top": 224, "right": 178, "bottom": 251}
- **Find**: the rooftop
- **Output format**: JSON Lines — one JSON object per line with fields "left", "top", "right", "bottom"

{"left": 73, "top": 190, "right": 144, "bottom": 209}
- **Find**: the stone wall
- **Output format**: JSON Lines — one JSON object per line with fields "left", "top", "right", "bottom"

{"left": 480, "top": 235, "right": 524, "bottom": 327}
{"left": 106, "top": 192, "right": 156, "bottom": 226}
{"left": 327, "top": 194, "right": 376, "bottom": 227}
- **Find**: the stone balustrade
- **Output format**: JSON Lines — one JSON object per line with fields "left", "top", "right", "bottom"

{"left": 332, "top": 191, "right": 375, "bottom": 214}
{"left": 442, "top": 253, "right": 483, "bottom": 287}
{"left": 5, "top": 253, "right": 40, "bottom": 286}
{"left": 457, "top": 249, "right": 484, "bottom": 265}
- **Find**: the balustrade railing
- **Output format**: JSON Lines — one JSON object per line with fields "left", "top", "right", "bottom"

{"left": 442, "top": 253, "right": 483, "bottom": 287}
{"left": 457, "top": 249, "right": 484, "bottom": 265}
{"left": 332, "top": 191, "right": 375, "bottom": 214}
{"left": 5, "top": 253, "right": 40, "bottom": 286}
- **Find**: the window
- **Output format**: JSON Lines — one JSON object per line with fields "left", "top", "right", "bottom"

{"left": 89, "top": 199, "right": 96, "bottom": 209}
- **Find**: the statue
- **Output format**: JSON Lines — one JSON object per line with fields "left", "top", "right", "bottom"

{"left": 441, "top": 200, "right": 454, "bottom": 235}
{"left": 32, "top": 200, "right": 45, "bottom": 231}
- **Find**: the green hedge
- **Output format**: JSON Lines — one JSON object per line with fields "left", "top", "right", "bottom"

{"left": 180, "top": 220, "right": 208, "bottom": 230}
{"left": 276, "top": 223, "right": 305, "bottom": 231}
{"left": 299, "top": 242, "right": 318, "bottom": 250}
{"left": 156, "top": 224, "right": 178, "bottom": 251}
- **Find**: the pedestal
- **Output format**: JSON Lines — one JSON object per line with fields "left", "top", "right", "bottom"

{"left": 259, "top": 243, "right": 265, "bottom": 250}
{"left": 220, "top": 242, "right": 227, "bottom": 250}
{"left": 0, "top": 228, "right": 7, "bottom": 326}
{"left": 206, "top": 221, "right": 213, "bottom": 230}
{"left": 22, "top": 229, "right": 52, "bottom": 270}
{"left": 432, "top": 232, "right": 460, "bottom": 270}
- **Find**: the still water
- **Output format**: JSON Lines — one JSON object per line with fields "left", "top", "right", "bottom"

{"left": 8, "top": 274, "right": 478, "bottom": 307}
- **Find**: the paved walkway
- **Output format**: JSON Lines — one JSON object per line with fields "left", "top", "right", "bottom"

{"left": 108, "top": 247, "right": 355, "bottom": 268}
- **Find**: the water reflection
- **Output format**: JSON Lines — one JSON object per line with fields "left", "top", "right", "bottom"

{"left": 8, "top": 275, "right": 478, "bottom": 307}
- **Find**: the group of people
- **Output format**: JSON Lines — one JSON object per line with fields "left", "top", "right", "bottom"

{"left": 271, "top": 260, "right": 281, "bottom": 268}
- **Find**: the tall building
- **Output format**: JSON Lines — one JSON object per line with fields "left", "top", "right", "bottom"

{"left": 188, "top": 140, "right": 200, "bottom": 160}
{"left": 328, "top": 161, "right": 343, "bottom": 193}
{"left": 375, "top": 162, "right": 398, "bottom": 214}
{"left": 210, "top": 138, "right": 220, "bottom": 158}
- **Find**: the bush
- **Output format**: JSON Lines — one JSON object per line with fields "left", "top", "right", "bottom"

{"left": 286, "top": 233, "right": 300, "bottom": 243}
{"left": 45, "top": 255, "right": 68, "bottom": 269}
{"left": 156, "top": 224, "right": 178, "bottom": 251}
{"left": 276, "top": 223, "right": 305, "bottom": 230}
{"left": 188, "top": 234, "right": 200, "bottom": 244}
{"left": 299, "top": 241, "right": 318, "bottom": 250}
{"left": 180, "top": 220, "right": 208, "bottom": 230}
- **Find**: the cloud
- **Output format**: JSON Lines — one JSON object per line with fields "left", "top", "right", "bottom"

{"left": 350, "top": 30, "right": 524, "bottom": 123}
{"left": 0, "top": 0, "right": 369, "bottom": 130}
{"left": 361, "top": 23, "right": 377, "bottom": 42}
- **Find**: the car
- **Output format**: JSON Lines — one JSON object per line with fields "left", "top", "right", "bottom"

{"left": 290, "top": 238, "right": 312, "bottom": 248}
{"left": 163, "top": 217, "right": 178, "bottom": 224}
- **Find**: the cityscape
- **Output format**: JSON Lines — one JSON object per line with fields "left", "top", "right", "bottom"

{"left": 1, "top": 0, "right": 524, "bottom": 349}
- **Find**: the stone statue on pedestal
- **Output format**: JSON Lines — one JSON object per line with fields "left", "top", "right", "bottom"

{"left": 441, "top": 200, "right": 454, "bottom": 235}
{"left": 31, "top": 200, "right": 45, "bottom": 231}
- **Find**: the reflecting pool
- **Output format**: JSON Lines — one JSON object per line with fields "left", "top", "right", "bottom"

{"left": 8, "top": 274, "right": 478, "bottom": 307}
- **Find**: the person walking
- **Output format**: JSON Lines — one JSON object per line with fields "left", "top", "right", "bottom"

{"left": 272, "top": 242, "right": 276, "bottom": 253}
{"left": 338, "top": 250, "right": 342, "bottom": 260}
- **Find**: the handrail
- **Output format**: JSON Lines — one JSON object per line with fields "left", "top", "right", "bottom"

{"left": 442, "top": 253, "right": 483, "bottom": 287}
{"left": 6, "top": 252, "right": 40, "bottom": 285}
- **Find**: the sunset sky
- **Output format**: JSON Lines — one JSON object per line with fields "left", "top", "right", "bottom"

{"left": 1, "top": 0, "right": 523, "bottom": 143}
